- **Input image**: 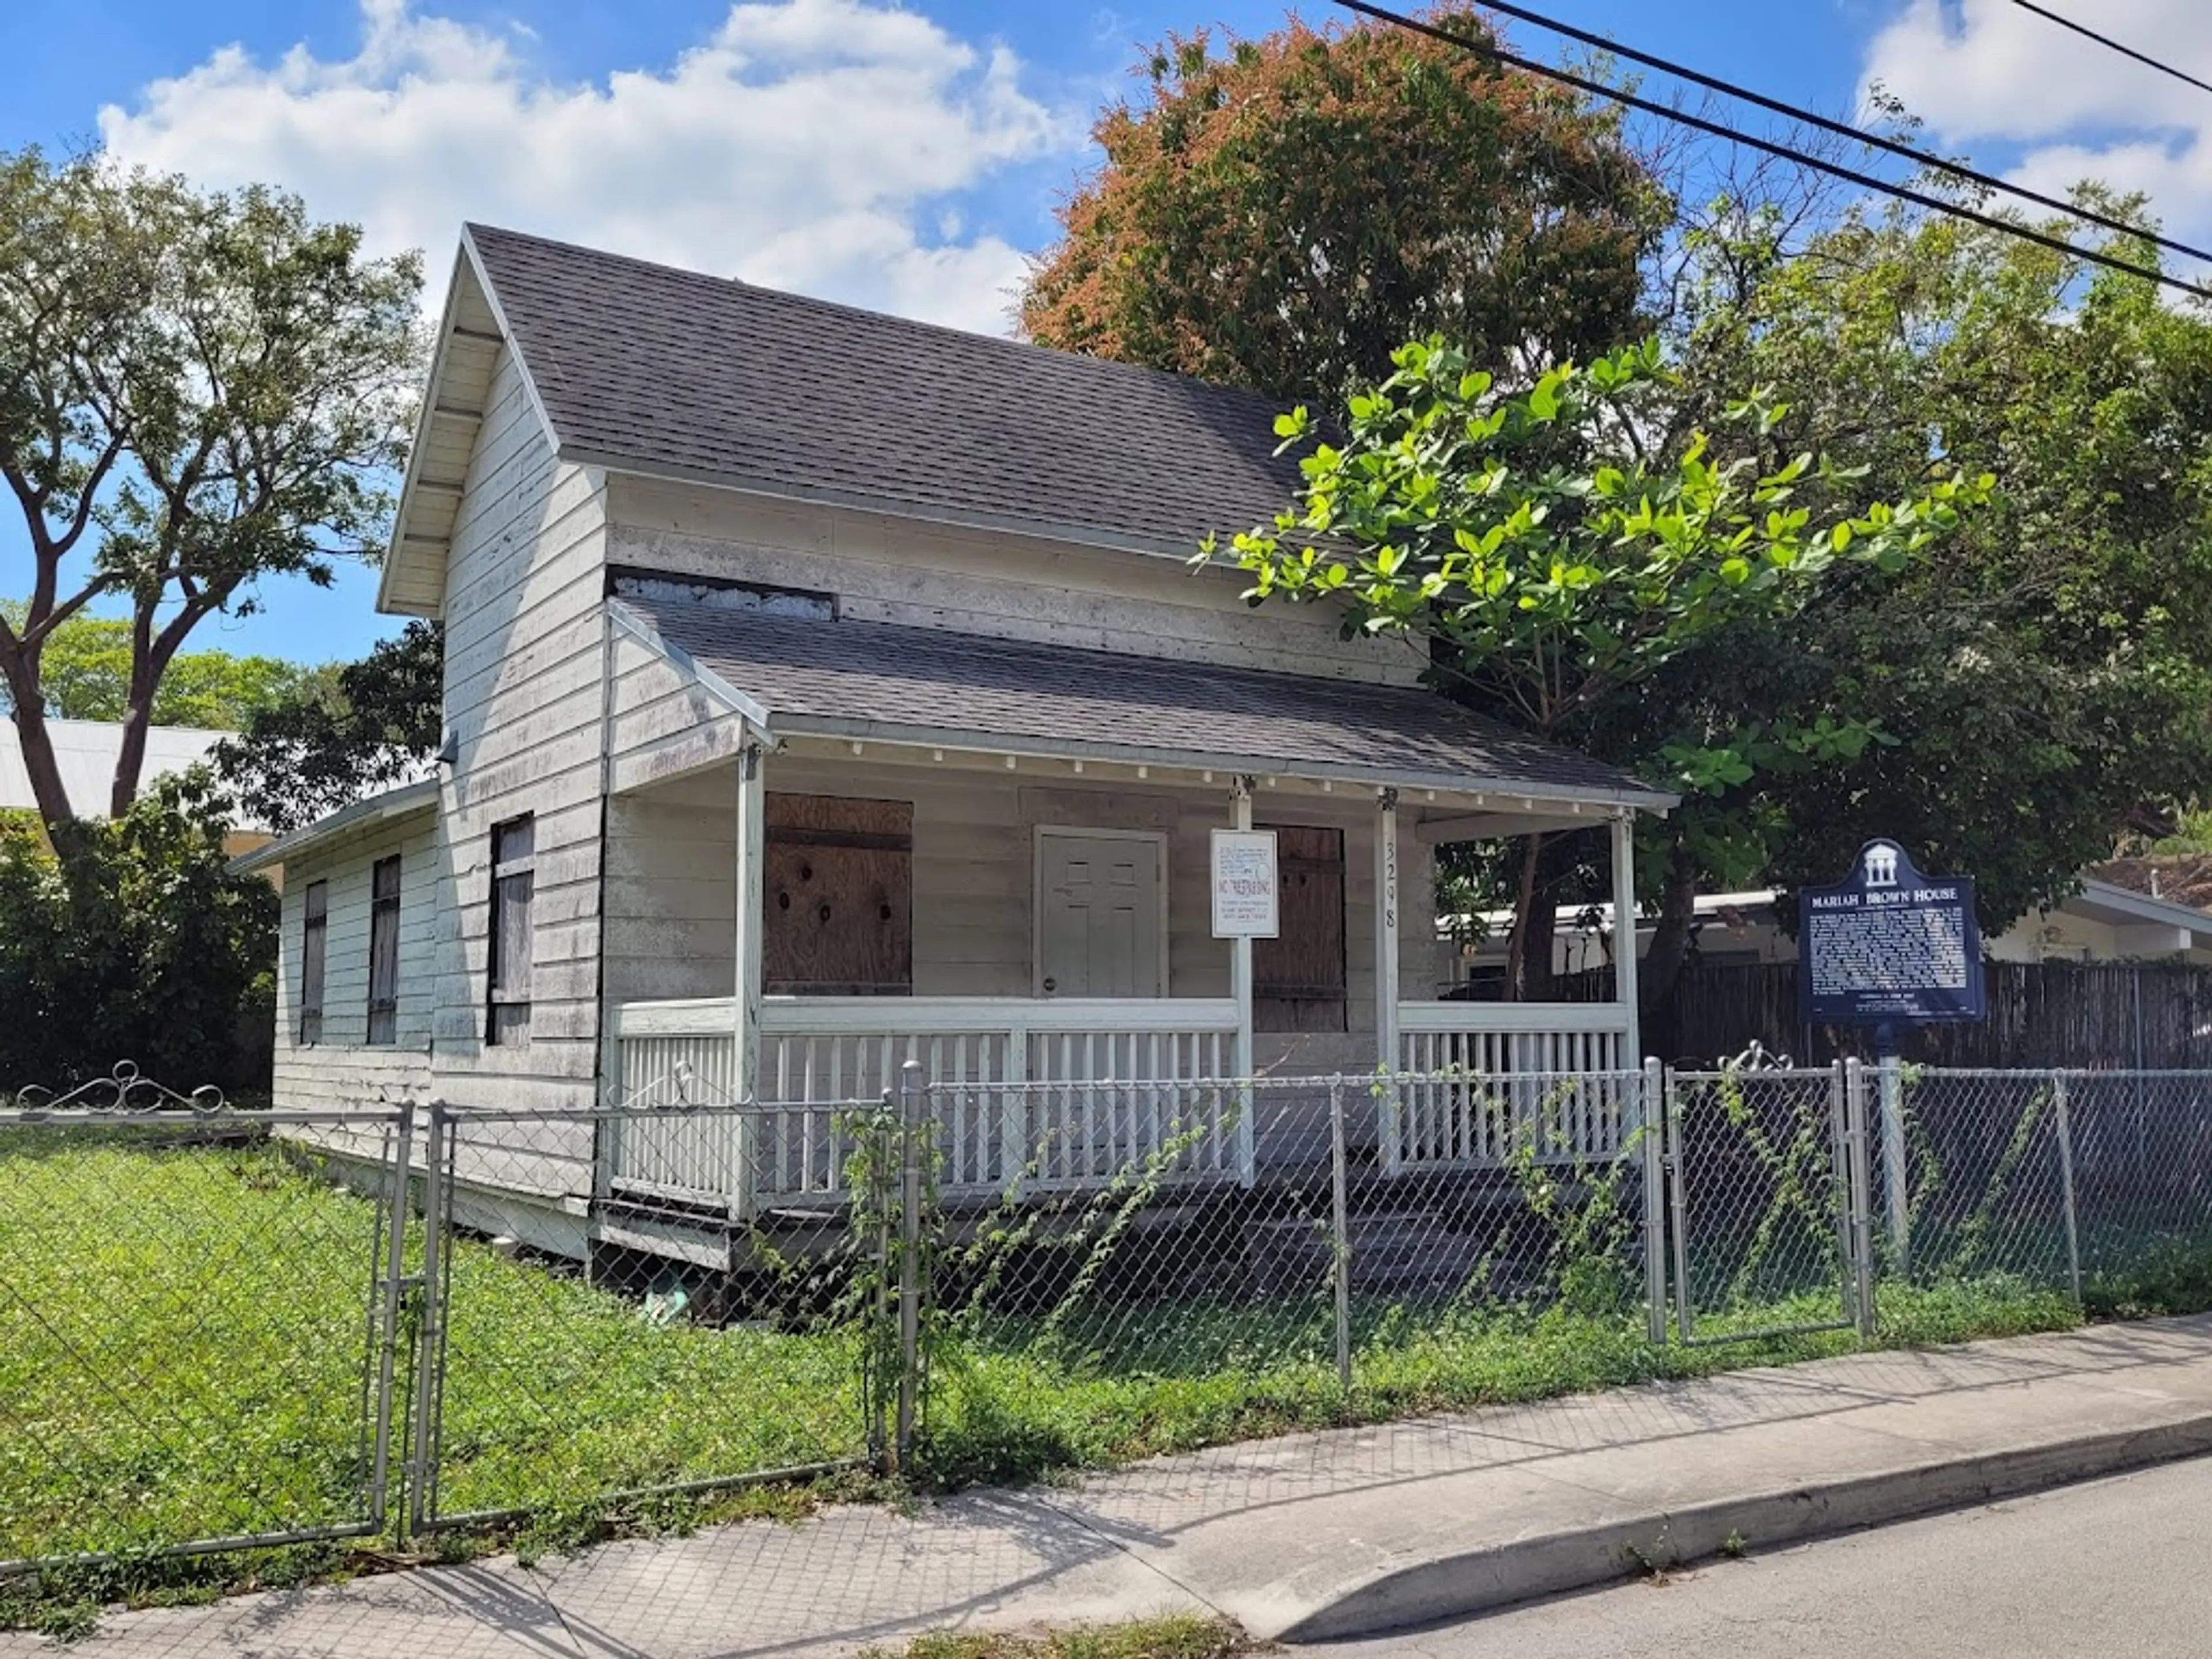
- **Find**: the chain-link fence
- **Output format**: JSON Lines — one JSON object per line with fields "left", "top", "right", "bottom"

{"left": 407, "top": 1101, "right": 887, "bottom": 1532}
{"left": 7, "top": 1060, "right": 2212, "bottom": 1577}
{"left": 0, "top": 1097, "right": 412, "bottom": 1570}
{"left": 0, "top": 1081, "right": 895, "bottom": 1572}
{"left": 912, "top": 1068, "right": 1658, "bottom": 1468}
{"left": 1880, "top": 1067, "right": 2073, "bottom": 1291}
{"left": 1876, "top": 1067, "right": 2212, "bottom": 1308}
{"left": 1665, "top": 1067, "right": 1869, "bottom": 1345}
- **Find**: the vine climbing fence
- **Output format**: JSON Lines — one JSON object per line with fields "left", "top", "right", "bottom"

{"left": 3, "top": 1059, "right": 2210, "bottom": 1576}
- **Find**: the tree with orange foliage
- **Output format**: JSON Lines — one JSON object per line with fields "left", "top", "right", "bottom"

{"left": 1022, "top": 8, "right": 1666, "bottom": 402}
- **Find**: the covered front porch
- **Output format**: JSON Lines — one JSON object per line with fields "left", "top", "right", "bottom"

{"left": 598, "top": 594, "right": 1669, "bottom": 1209}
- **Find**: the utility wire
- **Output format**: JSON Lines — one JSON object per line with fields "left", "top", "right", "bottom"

{"left": 1467, "top": 0, "right": 2212, "bottom": 271}
{"left": 2007, "top": 0, "right": 2212, "bottom": 100}
{"left": 1327, "top": 0, "right": 2211, "bottom": 302}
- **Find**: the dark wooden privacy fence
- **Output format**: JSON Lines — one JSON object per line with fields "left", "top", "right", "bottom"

{"left": 1550, "top": 961, "right": 2212, "bottom": 1070}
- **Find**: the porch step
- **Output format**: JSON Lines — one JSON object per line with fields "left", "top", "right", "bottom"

{"left": 1246, "top": 1209, "right": 1485, "bottom": 1294}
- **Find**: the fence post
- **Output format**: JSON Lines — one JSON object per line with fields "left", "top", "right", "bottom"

{"left": 1378, "top": 1072, "right": 1403, "bottom": 1177}
{"left": 1641, "top": 1058, "right": 1667, "bottom": 1345}
{"left": 368, "top": 1101, "right": 416, "bottom": 1531}
{"left": 2052, "top": 1070, "right": 2084, "bottom": 1306}
{"left": 895, "top": 1062, "right": 925, "bottom": 1471}
{"left": 1843, "top": 1060, "right": 1877, "bottom": 1338}
{"left": 1667, "top": 1069, "right": 1695, "bottom": 1343}
{"left": 1328, "top": 1077, "right": 1353, "bottom": 1391}
{"left": 406, "top": 1101, "right": 451, "bottom": 1539}
{"left": 1879, "top": 1053, "right": 1910, "bottom": 1275}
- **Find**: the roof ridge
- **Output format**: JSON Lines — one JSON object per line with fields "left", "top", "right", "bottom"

{"left": 460, "top": 221, "right": 1289, "bottom": 415}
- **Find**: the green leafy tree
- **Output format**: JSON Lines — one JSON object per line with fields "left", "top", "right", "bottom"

{"left": 0, "top": 605, "right": 309, "bottom": 728}
{"left": 1625, "top": 201, "right": 2212, "bottom": 1004}
{"left": 0, "top": 770, "right": 276, "bottom": 1090}
{"left": 0, "top": 148, "right": 421, "bottom": 833}
{"left": 212, "top": 620, "right": 443, "bottom": 834}
{"left": 1022, "top": 9, "right": 1666, "bottom": 401}
{"left": 1214, "top": 336, "right": 1984, "bottom": 993}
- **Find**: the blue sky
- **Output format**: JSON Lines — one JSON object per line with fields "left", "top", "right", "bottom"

{"left": 7, "top": 0, "right": 2206, "bottom": 671}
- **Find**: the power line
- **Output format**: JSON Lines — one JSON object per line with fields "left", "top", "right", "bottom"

{"left": 1325, "top": 0, "right": 2211, "bottom": 302}
{"left": 2006, "top": 0, "right": 2212, "bottom": 100}
{"left": 1468, "top": 0, "right": 2212, "bottom": 271}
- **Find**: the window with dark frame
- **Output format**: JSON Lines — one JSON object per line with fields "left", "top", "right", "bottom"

{"left": 300, "top": 881, "right": 328, "bottom": 1046}
{"left": 367, "top": 855, "right": 402, "bottom": 1046}
{"left": 487, "top": 816, "right": 535, "bottom": 1047}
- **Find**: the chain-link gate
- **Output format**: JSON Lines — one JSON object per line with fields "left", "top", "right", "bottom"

{"left": 1664, "top": 1065, "right": 1872, "bottom": 1345}
{"left": 0, "top": 1075, "right": 415, "bottom": 1570}
{"left": 404, "top": 1097, "right": 887, "bottom": 1535}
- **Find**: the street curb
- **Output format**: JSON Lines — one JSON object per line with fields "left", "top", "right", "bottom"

{"left": 1271, "top": 1412, "right": 2212, "bottom": 1643}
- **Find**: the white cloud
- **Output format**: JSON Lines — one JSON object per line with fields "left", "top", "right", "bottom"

{"left": 1861, "top": 1, "right": 2212, "bottom": 251}
{"left": 97, "top": 0, "right": 1081, "bottom": 335}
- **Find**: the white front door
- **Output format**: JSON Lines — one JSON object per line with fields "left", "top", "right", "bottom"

{"left": 1035, "top": 830, "right": 1165, "bottom": 998}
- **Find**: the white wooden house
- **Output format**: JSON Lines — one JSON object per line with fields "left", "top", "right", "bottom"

{"left": 239, "top": 226, "right": 1672, "bottom": 1257}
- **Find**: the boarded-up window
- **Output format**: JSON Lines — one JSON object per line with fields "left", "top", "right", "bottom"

{"left": 1254, "top": 825, "right": 1346, "bottom": 1033}
{"left": 366, "top": 855, "right": 402, "bottom": 1046}
{"left": 299, "top": 881, "right": 328, "bottom": 1046}
{"left": 487, "top": 816, "right": 535, "bottom": 1046}
{"left": 764, "top": 794, "right": 912, "bottom": 995}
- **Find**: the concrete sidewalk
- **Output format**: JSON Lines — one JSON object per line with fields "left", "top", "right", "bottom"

{"left": 13, "top": 1315, "right": 2212, "bottom": 1658}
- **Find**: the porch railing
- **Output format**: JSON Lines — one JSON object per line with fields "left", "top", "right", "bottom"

{"left": 604, "top": 996, "right": 1244, "bottom": 1209}
{"left": 1388, "top": 1001, "right": 1637, "bottom": 1172}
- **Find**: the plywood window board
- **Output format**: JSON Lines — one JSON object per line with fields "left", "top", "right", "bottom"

{"left": 1255, "top": 824, "right": 1347, "bottom": 1033}
{"left": 764, "top": 793, "right": 914, "bottom": 995}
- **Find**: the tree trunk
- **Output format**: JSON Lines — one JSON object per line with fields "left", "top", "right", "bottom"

{"left": 1638, "top": 838, "right": 1702, "bottom": 1020}
{"left": 110, "top": 599, "right": 200, "bottom": 819}
{"left": 1519, "top": 874, "right": 1559, "bottom": 1002}
{"left": 0, "top": 644, "right": 77, "bottom": 835}
{"left": 109, "top": 694, "right": 154, "bottom": 820}
{"left": 1502, "top": 832, "right": 1546, "bottom": 1002}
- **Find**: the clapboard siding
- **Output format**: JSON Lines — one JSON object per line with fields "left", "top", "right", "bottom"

{"left": 429, "top": 341, "right": 610, "bottom": 1146}
{"left": 601, "top": 756, "right": 1443, "bottom": 1021}
{"left": 604, "top": 478, "right": 1422, "bottom": 687}
{"left": 270, "top": 809, "right": 437, "bottom": 1112}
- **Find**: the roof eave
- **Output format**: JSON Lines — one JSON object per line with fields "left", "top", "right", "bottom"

{"left": 2072, "top": 876, "right": 2212, "bottom": 937}
{"left": 767, "top": 712, "right": 1675, "bottom": 814}
{"left": 228, "top": 779, "right": 441, "bottom": 876}
{"left": 377, "top": 231, "right": 565, "bottom": 620}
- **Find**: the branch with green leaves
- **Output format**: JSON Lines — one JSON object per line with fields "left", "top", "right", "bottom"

{"left": 1205, "top": 336, "right": 1990, "bottom": 744}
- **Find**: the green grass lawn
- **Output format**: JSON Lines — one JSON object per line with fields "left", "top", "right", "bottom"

{"left": 0, "top": 1132, "right": 866, "bottom": 1567}
{"left": 2, "top": 1130, "right": 2196, "bottom": 1630}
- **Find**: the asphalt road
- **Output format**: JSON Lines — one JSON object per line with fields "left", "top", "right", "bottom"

{"left": 1306, "top": 1455, "right": 2212, "bottom": 1659}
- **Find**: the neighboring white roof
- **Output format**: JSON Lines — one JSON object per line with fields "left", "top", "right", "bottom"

{"left": 0, "top": 718, "right": 243, "bottom": 822}
{"left": 1444, "top": 881, "right": 2212, "bottom": 946}
{"left": 2067, "top": 876, "right": 2212, "bottom": 940}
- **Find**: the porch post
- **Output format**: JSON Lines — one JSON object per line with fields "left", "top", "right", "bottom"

{"left": 734, "top": 740, "right": 766, "bottom": 1104}
{"left": 1610, "top": 809, "right": 1641, "bottom": 1066}
{"left": 1374, "top": 788, "right": 1400, "bottom": 1076}
{"left": 1230, "top": 778, "right": 1255, "bottom": 1084}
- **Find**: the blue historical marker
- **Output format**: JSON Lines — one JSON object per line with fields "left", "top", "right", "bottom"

{"left": 1799, "top": 840, "right": 1986, "bottom": 1029}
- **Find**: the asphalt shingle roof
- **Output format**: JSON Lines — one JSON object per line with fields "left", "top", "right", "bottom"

{"left": 630, "top": 596, "right": 1662, "bottom": 804}
{"left": 465, "top": 224, "right": 1304, "bottom": 554}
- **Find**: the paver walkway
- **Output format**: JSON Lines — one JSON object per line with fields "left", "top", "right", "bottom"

{"left": 12, "top": 1314, "right": 2212, "bottom": 1657}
